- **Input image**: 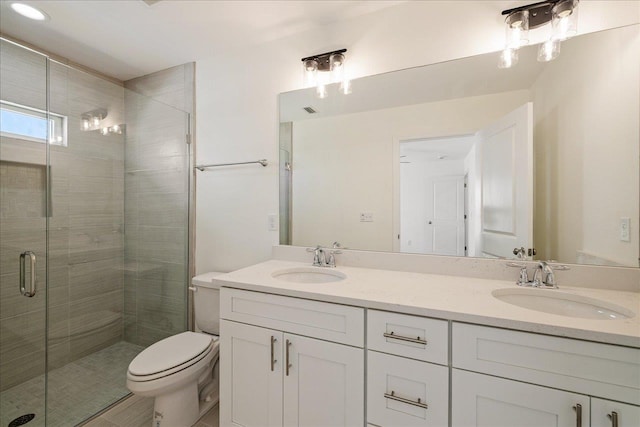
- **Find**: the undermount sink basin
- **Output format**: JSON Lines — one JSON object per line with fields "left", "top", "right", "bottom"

{"left": 272, "top": 267, "right": 346, "bottom": 283}
{"left": 492, "top": 288, "right": 635, "bottom": 320}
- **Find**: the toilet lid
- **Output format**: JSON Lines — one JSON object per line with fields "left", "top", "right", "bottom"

{"left": 129, "top": 331, "right": 213, "bottom": 376}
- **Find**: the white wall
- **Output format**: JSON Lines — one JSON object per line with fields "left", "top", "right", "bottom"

{"left": 195, "top": 1, "right": 640, "bottom": 273}
{"left": 532, "top": 24, "right": 640, "bottom": 267}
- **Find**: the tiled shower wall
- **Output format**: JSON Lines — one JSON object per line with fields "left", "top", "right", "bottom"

{"left": 0, "top": 40, "right": 193, "bottom": 390}
{"left": 122, "top": 64, "right": 194, "bottom": 346}
{"left": 0, "top": 42, "right": 126, "bottom": 390}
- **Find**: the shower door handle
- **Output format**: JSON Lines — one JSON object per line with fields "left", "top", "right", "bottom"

{"left": 19, "top": 251, "right": 37, "bottom": 297}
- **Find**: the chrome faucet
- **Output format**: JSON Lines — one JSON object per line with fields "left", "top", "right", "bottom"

{"left": 533, "top": 261, "right": 558, "bottom": 288}
{"left": 507, "top": 261, "right": 569, "bottom": 288}
{"left": 307, "top": 246, "right": 326, "bottom": 267}
{"left": 307, "top": 243, "right": 342, "bottom": 267}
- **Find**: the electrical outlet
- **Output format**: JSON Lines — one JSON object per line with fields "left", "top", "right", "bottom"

{"left": 268, "top": 214, "right": 278, "bottom": 231}
{"left": 620, "top": 217, "right": 630, "bottom": 242}
{"left": 359, "top": 212, "right": 373, "bottom": 222}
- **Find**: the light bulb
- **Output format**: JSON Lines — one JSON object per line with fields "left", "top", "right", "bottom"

{"left": 82, "top": 119, "right": 90, "bottom": 131}
{"left": 505, "top": 10, "right": 529, "bottom": 49}
{"left": 316, "top": 84, "right": 327, "bottom": 99}
{"left": 538, "top": 39, "right": 561, "bottom": 62}
{"left": 498, "top": 48, "right": 519, "bottom": 69}
{"left": 92, "top": 116, "right": 101, "bottom": 127}
{"left": 100, "top": 127, "right": 109, "bottom": 136}
{"left": 552, "top": 0, "right": 578, "bottom": 41}
{"left": 10, "top": 3, "right": 48, "bottom": 21}
{"left": 340, "top": 79, "right": 352, "bottom": 95}
{"left": 330, "top": 53, "right": 345, "bottom": 84}
{"left": 111, "top": 124, "right": 120, "bottom": 134}
{"left": 303, "top": 59, "right": 318, "bottom": 88}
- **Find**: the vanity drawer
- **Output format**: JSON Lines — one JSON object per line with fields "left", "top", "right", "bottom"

{"left": 367, "top": 310, "right": 448, "bottom": 364}
{"left": 367, "top": 350, "right": 448, "bottom": 427}
{"left": 452, "top": 323, "right": 640, "bottom": 404}
{"left": 220, "top": 288, "right": 364, "bottom": 347}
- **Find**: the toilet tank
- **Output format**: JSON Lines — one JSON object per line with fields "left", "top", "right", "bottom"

{"left": 192, "top": 272, "right": 225, "bottom": 335}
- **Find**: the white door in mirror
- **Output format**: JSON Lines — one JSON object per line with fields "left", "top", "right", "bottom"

{"left": 479, "top": 102, "right": 533, "bottom": 259}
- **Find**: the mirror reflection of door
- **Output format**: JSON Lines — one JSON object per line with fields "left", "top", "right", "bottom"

{"left": 479, "top": 102, "right": 533, "bottom": 258}
{"left": 399, "top": 135, "right": 474, "bottom": 255}
{"left": 428, "top": 176, "right": 465, "bottom": 255}
{"left": 399, "top": 102, "right": 533, "bottom": 258}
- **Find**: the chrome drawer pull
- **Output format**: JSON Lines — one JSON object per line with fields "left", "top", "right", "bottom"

{"left": 270, "top": 336, "right": 277, "bottom": 372}
{"left": 573, "top": 404, "right": 582, "bottom": 427}
{"left": 607, "top": 411, "right": 618, "bottom": 427}
{"left": 383, "top": 331, "right": 427, "bottom": 345}
{"left": 384, "top": 390, "right": 428, "bottom": 409}
{"left": 285, "top": 339, "right": 292, "bottom": 376}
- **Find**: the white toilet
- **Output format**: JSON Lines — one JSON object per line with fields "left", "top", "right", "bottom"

{"left": 127, "top": 272, "right": 223, "bottom": 427}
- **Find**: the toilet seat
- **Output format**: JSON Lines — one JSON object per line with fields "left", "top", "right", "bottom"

{"left": 128, "top": 332, "right": 219, "bottom": 383}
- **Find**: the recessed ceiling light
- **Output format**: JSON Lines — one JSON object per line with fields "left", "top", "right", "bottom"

{"left": 10, "top": 3, "right": 49, "bottom": 21}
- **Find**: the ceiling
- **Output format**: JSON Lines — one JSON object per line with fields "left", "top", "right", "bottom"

{"left": 0, "top": 0, "right": 403, "bottom": 81}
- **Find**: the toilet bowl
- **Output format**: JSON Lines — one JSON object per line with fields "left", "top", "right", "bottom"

{"left": 127, "top": 272, "right": 223, "bottom": 427}
{"left": 127, "top": 332, "right": 219, "bottom": 426}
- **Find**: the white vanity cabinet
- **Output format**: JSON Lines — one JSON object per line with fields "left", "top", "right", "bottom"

{"left": 591, "top": 398, "right": 640, "bottom": 427}
{"left": 366, "top": 310, "right": 449, "bottom": 427}
{"left": 451, "top": 322, "right": 640, "bottom": 427}
{"left": 452, "top": 369, "right": 590, "bottom": 426}
{"left": 219, "top": 288, "right": 365, "bottom": 427}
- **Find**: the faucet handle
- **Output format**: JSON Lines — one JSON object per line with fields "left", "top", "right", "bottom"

{"left": 506, "top": 262, "right": 530, "bottom": 286}
{"left": 327, "top": 252, "right": 336, "bottom": 267}
{"left": 512, "top": 247, "right": 526, "bottom": 259}
{"left": 307, "top": 245, "right": 324, "bottom": 266}
{"left": 547, "top": 261, "right": 570, "bottom": 271}
{"left": 506, "top": 262, "right": 526, "bottom": 268}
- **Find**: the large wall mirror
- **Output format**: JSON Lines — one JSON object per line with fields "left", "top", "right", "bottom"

{"left": 279, "top": 24, "right": 639, "bottom": 268}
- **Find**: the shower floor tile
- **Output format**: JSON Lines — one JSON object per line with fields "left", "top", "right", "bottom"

{"left": 1, "top": 341, "right": 143, "bottom": 427}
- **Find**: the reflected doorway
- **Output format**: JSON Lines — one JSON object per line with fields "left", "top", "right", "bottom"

{"left": 399, "top": 135, "right": 473, "bottom": 256}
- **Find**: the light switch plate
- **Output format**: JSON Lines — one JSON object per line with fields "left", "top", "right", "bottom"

{"left": 620, "top": 217, "right": 630, "bottom": 242}
{"left": 268, "top": 214, "right": 278, "bottom": 231}
{"left": 360, "top": 212, "right": 373, "bottom": 222}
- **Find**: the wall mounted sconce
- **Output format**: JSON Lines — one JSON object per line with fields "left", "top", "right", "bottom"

{"left": 99, "top": 124, "right": 125, "bottom": 136}
{"left": 499, "top": 0, "right": 579, "bottom": 68}
{"left": 80, "top": 108, "right": 124, "bottom": 136}
{"left": 301, "top": 49, "right": 351, "bottom": 98}
{"left": 81, "top": 108, "right": 107, "bottom": 131}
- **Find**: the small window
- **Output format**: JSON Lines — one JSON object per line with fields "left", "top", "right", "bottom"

{"left": 0, "top": 100, "right": 67, "bottom": 146}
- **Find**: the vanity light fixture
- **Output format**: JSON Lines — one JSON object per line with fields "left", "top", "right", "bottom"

{"left": 80, "top": 108, "right": 124, "bottom": 136}
{"left": 81, "top": 108, "right": 107, "bottom": 132}
{"left": 10, "top": 2, "right": 49, "bottom": 21}
{"left": 498, "top": 0, "right": 579, "bottom": 68}
{"left": 301, "top": 49, "right": 351, "bottom": 98}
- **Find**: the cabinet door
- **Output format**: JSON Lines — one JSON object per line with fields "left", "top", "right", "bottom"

{"left": 592, "top": 398, "right": 640, "bottom": 427}
{"left": 283, "top": 333, "right": 364, "bottom": 427}
{"left": 220, "top": 320, "right": 283, "bottom": 427}
{"left": 452, "top": 369, "right": 590, "bottom": 427}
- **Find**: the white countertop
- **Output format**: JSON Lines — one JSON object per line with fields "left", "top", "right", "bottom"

{"left": 214, "top": 260, "right": 640, "bottom": 348}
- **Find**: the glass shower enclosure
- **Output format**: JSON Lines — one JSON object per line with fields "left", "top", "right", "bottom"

{"left": 0, "top": 38, "right": 192, "bottom": 426}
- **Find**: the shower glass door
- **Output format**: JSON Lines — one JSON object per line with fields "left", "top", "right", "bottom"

{"left": 1, "top": 37, "right": 192, "bottom": 426}
{"left": 0, "top": 38, "right": 50, "bottom": 427}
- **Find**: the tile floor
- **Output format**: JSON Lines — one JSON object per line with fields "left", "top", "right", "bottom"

{"left": 82, "top": 395, "right": 219, "bottom": 427}
{"left": 1, "top": 341, "right": 144, "bottom": 427}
